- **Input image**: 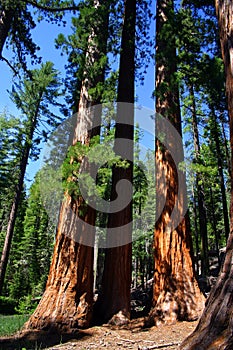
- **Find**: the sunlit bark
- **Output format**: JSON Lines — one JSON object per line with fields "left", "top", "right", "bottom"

{"left": 94, "top": 0, "right": 136, "bottom": 324}
{"left": 180, "top": 1, "right": 233, "bottom": 348}
{"left": 150, "top": 0, "right": 205, "bottom": 325}
{"left": 24, "top": 0, "right": 109, "bottom": 332}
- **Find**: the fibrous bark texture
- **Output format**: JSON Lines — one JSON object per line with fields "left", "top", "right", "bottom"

{"left": 150, "top": 0, "right": 205, "bottom": 325}
{"left": 24, "top": 196, "right": 95, "bottom": 332}
{"left": 180, "top": 1, "right": 233, "bottom": 348}
{"left": 24, "top": 92, "right": 99, "bottom": 331}
{"left": 94, "top": 0, "right": 136, "bottom": 324}
{"left": 24, "top": 0, "right": 109, "bottom": 332}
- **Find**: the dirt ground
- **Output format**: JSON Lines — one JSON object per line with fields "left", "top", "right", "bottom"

{"left": 46, "top": 321, "right": 198, "bottom": 350}
{"left": 0, "top": 319, "right": 198, "bottom": 350}
{"left": 57, "top": 323, "right": 197, "bottom": 350}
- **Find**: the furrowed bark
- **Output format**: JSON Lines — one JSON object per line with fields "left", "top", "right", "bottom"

{"left": 94, "top": 0, "right": 136, "bottom": 324}
{"left": 24, "top": 0, "right": 109, "bottom": 332}
{"left": 180, "top": 1, "right": 233, "bottom": 348}
{"left": 149, "top": 0, "right": 205, "bottom": 325}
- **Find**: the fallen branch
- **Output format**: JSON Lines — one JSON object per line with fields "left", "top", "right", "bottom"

{"left": 117, "top": 336, "right": 137, "bottom": 344}
{"left": 138, "top": 342, "right": 180, "bottom": 350}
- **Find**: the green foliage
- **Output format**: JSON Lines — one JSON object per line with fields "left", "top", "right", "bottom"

{"left": 15, "top": 295, "right": 38, "bottom": 315}
{"left": 0, "top": 112, "right": 24, "bottom": 220}
{"left": 0, "top": 62, "right": 62, "bottom": 296}
{"left": 5, "top": 190, "right": 29, "bottom": 299}
{"left": 55, "top": 0, "right": 119, "bottom": 113}
{"left": 0, "top": 296, "right": 18, "bottom": 315}
{"left": 1, "top": 0, "right": 40, "bottom": 70}
{"left": 132, "top": 126, "right": 155, "bottom": 287}
{"left": 1, "top": 0, "right": 80, "bottom": 71}
{"left": 0, "top": 169, "right": 54, "bottom": 300}
{"left": 62, "top": 134, "right": 130, "bottom": 201}
{"left": 19, "top": 172, "right": 54, "bottom": 297}
{"left": 10, "top": 61, "right": 63, "bottom": 146}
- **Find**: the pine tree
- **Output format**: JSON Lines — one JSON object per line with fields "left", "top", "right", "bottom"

{"left": 22, "top": 171, "right": 54, "bottom": 296}
{"left": 0, "top": 113, "right": 24, "bottom": 230}
{"left": 5, "top": 189, "right": 29, "bottom": 300}
{"left": 0, "top": 0, "right": 80, "bottom": 71}
{"left": 0, "top": 62, "right": 62, "bottom": 295}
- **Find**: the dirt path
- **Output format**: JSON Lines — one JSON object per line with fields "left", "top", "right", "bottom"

{"left": 0, "top": 319, "right": 197, "bottom": 349}
{"left": 46, "top": 321, "right": 197, "bottom": 350}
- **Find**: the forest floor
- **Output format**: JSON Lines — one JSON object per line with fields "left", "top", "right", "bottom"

{"left": 0, "top": 319, "right": 198, "bottom": 350}
{"left": 46, "top": 320, "right": 198, "bottom": 350}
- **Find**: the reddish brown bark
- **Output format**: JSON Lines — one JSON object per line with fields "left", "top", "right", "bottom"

{"left": 24, "top": 196, "right": 95, "bottom": 332}
{"left": 94, "top": 0, "right": 136, "bottom": 324}
{"left": 24, "top": 92, "right": 98, "bottom": 332}
{"left": 149, "top": 0, "right": 205, "bottom": 325}
{"left": 24, "top": 0, "right": 109, "bottom": 332}
{"left": 180, "top": 1, "right": 233, "bottom": 348}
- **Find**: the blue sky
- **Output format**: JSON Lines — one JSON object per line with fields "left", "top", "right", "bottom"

{"left": 0, "top": 15, "right": 73, "bottom": 188}
{"left": 0, "top": 6, "right": 155, "bottom": 189}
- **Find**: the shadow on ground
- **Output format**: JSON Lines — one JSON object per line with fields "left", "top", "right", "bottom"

{"left": 0, "top": 329, "right": 91, "bottom": 350}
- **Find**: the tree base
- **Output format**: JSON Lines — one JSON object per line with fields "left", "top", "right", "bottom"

{"left": 108, "top": 311, "right": 130, "bottom": 326}
{"left": 180, "top": 236, "right": 233, "bottom": 349}
{"left": 24, "top": 287, "right": 92, "bottom": 333}
{"left": 147, "top": 279, "right": 205, "bottom": 326}
{"left": 180, "top": 326, "right": 233, "bottom": 350}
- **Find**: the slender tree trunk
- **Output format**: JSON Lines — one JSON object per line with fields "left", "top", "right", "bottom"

{"left": 94, "top": 0, "right": 136, "bottom": 325}
{"left": 192, "top": 185, "right": 200, "bottom": 275}
{"left": 211, "top": 110, "right": 230, "bottom": 242}
{"left": 136, "top": 258, "right": 138, "bottom": 288}
{"left": 209, "top": 186, "right": 221, "bottom": 268}
{"left": 0, "top": 96, "right": 41, "bottom": 295}
{"left": 0, "top": 161, "right": 27, "bottom": 295}
{"left": 149, "top": 0, "right": 205, "bottom": 325}
{"left": 0, "top": 208, "right": 6, "bottom": 236}
{"left": 93, "top": 231, "right": 99, "bottom": 293}
{"left": 180, "top": 1, "right": 233, "bottom": 348}
{"left": 189, "top": 83, "right": 209, "bottom": 276}
{"left": 220, "top": 113, "right": 231, "bottom": 178}
{"left": 24, "top": 1, "right": 110, "bottom": 332}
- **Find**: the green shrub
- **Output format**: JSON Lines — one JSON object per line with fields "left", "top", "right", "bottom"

{"left": 0, "top": 296, "right": 18, "bottom": 315}
{"left": 15, "top": 295, "right": 38, "bottom": 315}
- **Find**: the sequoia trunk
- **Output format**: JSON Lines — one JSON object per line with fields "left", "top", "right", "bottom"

{"left": 94, "top": 0, "right": 136, "bottom": 324}
{"left": 180, "top": 1, "right": 233, "bottom": 348}
{"left": 150, "top": 0, "right": 205, "bottom": 325}
{"left": 24, "top": 0, "right": 109, "bottom": 332}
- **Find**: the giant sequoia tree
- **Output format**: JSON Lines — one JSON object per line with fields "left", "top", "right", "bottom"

{"left": 24, "top": 0, "right": 110, "bottom": 332}
{"left": 150, "top": 0, "right": 205, "bottom": 325}
{"left": 180, "top": 1, "right": 233, "bottom": 348}
{"left": 94, "top": 0, "right": 136, "bottom": 324}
